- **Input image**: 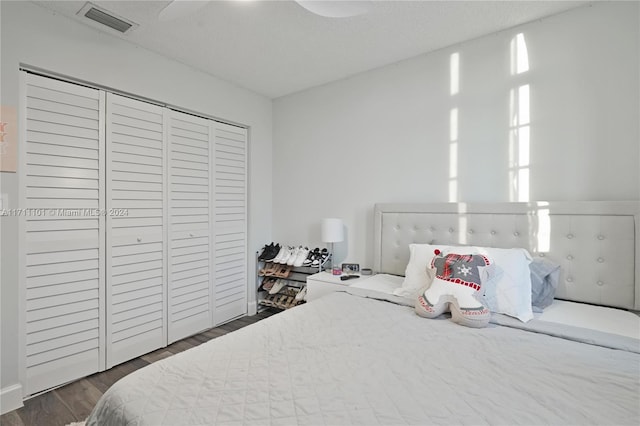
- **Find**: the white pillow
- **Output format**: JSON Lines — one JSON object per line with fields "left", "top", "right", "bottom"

{"left": 395, "top": 244, "right": 439, "bottom": 299}
{"left": 473, "top": 246, "right": 533, "bottom": 322}
{"left": 399, "top": 243, "right": 533, "bottom": 322}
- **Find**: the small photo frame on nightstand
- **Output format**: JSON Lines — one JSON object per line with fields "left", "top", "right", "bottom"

{"left": 341, "top": 263, "right": 360, "bottom": 275}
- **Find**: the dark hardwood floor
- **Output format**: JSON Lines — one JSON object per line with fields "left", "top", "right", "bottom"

{"left": 0, "top": 309, "right": 277, "bottom": 426}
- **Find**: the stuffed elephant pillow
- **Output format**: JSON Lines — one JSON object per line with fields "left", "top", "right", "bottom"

{"left": 415, "top": 250, "right": 492, "bottom": 328}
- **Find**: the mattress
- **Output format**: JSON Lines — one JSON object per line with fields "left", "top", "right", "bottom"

{"left": 348, "top": 274, "right": 640, "bottom": 349}
{"left": 537, "top": 299, "right": 640, "bottom": 339}
{"left": 86, "top": 291, "right": 640, "bottom": 425}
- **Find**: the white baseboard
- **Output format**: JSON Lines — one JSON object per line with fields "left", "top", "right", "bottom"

{"left": 0, "top": 383, "right": 23, "bottom": 415}
{"left": 247, "top": 301, "right": 257, "bottom": 316}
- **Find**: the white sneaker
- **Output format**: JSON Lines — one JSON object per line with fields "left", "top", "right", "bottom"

{"left": 286, "top": 246, "right": 300, "bottom": 266}
{"left": 293, "top": 247, "right": 309, "bottom": 267}
{"left": 279, "top": 246, "right": 292, "bottom": 264}
{"left": 272, "top": 246, "right": 287, "bottom": 263}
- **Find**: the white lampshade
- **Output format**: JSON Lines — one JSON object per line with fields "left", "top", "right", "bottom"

{"left": 321, "top": 218, "right": 344, "bottom": 243}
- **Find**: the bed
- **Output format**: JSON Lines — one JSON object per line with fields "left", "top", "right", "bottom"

{"left": 86, "top": 201, "right": 640, "bottom": 425}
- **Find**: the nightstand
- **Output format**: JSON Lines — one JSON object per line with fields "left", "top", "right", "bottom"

{"left": 306, "top": 271, "right": 373, "bottom": 302}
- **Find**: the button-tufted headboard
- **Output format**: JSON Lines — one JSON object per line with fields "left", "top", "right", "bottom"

{"left": 373, "top": 202, "right": 640, "bottom": 310}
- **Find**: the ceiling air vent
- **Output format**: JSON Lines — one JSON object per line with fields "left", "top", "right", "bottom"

{"left": 77, "top": 2, "right": 138, "bottom": 34}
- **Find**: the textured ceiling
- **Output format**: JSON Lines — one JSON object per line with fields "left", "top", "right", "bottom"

{"left": 32, "top": 1, "right": 590, "bottom": 98}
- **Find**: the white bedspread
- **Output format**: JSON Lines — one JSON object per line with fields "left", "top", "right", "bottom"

{"left": 87, "top": 293, "right": 640, "bottom": 425}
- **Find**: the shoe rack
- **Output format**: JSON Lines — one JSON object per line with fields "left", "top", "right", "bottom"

{"left": 256, "top": 252, "right": 317, "bottom": 311}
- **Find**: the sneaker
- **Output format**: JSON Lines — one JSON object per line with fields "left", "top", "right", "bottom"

{"left": 293, "top": 247, "right": 309, "bottom": 267}
{"left": 276, "top": 246, "right": 288, "bottom": 264}
{"left": 295, "top": 286, "right": 307, "bottom": 301}
{"left": 266, "top": 243, "right": 280, "bottom": 261}
{"left": 319, "top": 248, "right": 330, "bottom": 266}
{"left": 258, "top": 243, "right": 273, "bottom": 261}
{"left": 311, "top": 248, "right": 328, "bottom": 268}
{"left": 280, "top": 246, "right": 295, "bottom": 264}
{"left": 303, "top": 248, "right": 319, "bottom": 266}
{"left": 272, "top": 245, "right": 287, "bottom": 263}
{"left": 286, "top": 246, "right": 300, "bottom": 266}
{"left": 269, "top": 279, "right": 286, "bottom": 295}
{"left": 282, "top": 247, "right": 298, "bottom": 265}
{"left": 265, "top": 244, "right": 281, "bottom": 262}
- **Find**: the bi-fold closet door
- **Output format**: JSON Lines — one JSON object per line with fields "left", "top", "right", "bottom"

{"left": 105, "top": 93, "right": 168, "bottom": 368}
{"left": 167, "top": 111, "right": 214, "bottom": 344}
{"left": 166, "top": 114, "right": 249, "bottom": 341}
{"left": 21, "top": 73, "right": 106, "bottom": 396}
{"left": 21, "top": 72, "right": 248, "bottom": 396}
{"left": 211, "top": 122, "right": 248, "bottom": 325}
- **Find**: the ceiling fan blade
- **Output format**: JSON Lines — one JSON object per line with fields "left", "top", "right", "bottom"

{"left": 159, "top": 0, "right": 210, "bottom": 21}
{"left": 295, "top": 0, "right": 372, "bottom": 18}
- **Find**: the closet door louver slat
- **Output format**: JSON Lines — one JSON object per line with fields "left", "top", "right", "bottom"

{"left": 106, "top": 93, "right": 167, "bottom": 368}
{"left": 213, "top": 122, "right": 247, "bottom": 325}
{"left": 167, "top": 111, "right": 213, "bottom": 343}
{"left": 22, "top": 73, "right": 105, "bottom": 395}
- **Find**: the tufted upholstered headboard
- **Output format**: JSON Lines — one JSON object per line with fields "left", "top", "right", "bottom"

{"left": 373, "top": 202, "right": 640, "bottom": 311}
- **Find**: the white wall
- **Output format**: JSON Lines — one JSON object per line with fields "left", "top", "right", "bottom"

{"left": 0, "top": 1, "right": 272, "bottom": 412}
{"left": 272, "top": 2, "right": 639, "bottom": 268}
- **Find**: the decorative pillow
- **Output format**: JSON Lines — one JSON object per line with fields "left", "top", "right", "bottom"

{"left": 402, "top": 243, "right": 534, "bottom": 322}
{"left": 529, "top": 257, "right": 561, "bottom": 312}
{"left": 415, "top": 251, "right": 491, "bottom": 328}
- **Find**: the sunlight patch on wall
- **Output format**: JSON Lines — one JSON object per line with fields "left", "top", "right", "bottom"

{"left": 449, "top": 108, "right": 458, "bottom": 202}
{"left": 535, "top": 204, "right": 551, "bottom": 253}
{"left": 449, "top": 52, "right": 460, "bottom": 202}
{"left": 450, "top": 52, "right": 460, "bottom": 96}
{"left": 508, "top": 33, "right": 530, "bottom": 202}
{"left": 511, "top": 33, "right": 530, "bottom": 75}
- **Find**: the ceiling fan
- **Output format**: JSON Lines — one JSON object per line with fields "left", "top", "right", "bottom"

{"left": 159, "top": 0, "right": 372, "bottom": 21}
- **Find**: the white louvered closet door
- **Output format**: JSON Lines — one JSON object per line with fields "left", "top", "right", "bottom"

{"left": 21, "top": 73, "right": 105, "bottom": 395}
{"left": 105, "top": 93, "right": 167, "bottom": 368}
{"left": 167, "top": 111, "right": 213, "bottom": 343}
{"left": 213, "top": 122, "right": 248, "bottom": 325}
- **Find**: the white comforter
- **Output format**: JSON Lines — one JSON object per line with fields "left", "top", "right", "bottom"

{"left": 87, "top": 293, "right": 640, "bottom": 425}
